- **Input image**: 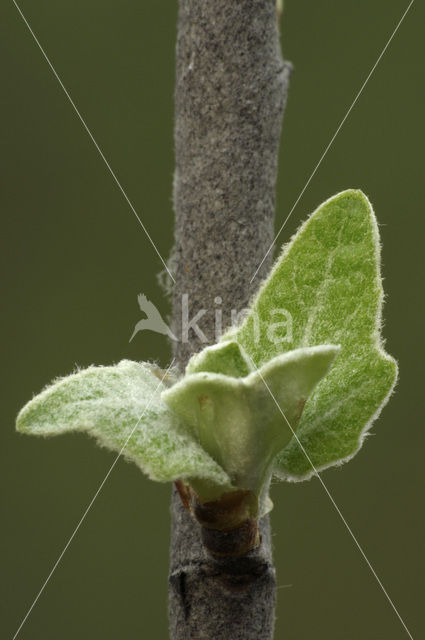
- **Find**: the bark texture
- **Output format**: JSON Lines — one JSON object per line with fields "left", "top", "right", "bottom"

{"left": 169, "top": 1, "right": 291, "bottom": 638}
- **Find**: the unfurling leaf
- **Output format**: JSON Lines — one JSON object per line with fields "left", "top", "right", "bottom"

{"left": 224, "top": 189, "right": 398, "bottom": 479}
{"left": 163, "top": 341, "right": 339, "bottom": 513}
{"left": 16, "top": 360, "right": 233, "bottom": 495}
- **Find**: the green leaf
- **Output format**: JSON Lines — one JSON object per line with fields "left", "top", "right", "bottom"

{"left": 162, "top": 343, "right": 339, "bottom": 512}
{"left": 224, "top": 190, "right": 398, "bottom": 479}
{"left": 16, "top": 360, "right": 232, "bottom": 495}
{"left": 186, "top": 340, "right": 253, "bottom": 378}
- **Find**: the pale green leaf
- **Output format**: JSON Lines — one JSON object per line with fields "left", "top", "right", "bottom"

{"left": 186, "top": 340, "right": 253, "bottom": 378}
{"left": 16, "top": 360, "right": 232, "bottom": 493}
{"left": 163, "top": 343, "right": 339, "bottom": 511}
{"left": 224, "top": 190, "right": 398, "bottom": 479}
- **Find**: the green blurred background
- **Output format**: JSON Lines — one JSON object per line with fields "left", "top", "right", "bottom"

{"left": 1, "top": 1, "right": 423, "bottom": 638}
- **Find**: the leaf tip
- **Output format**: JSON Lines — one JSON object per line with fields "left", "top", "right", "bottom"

{"left": 325, "top": 188, "right": 372, "bottom": 213}
{"left": 16, "top": 401, "right": 37, "bottom": 436}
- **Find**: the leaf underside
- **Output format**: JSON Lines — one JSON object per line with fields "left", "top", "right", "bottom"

{"left": 16, "top": 360, "right": 233, "bottom": 492}
{"left": 224, "top": 190, "right": 398, "bottom": 480}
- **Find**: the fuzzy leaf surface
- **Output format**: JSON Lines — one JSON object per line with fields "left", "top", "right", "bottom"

{"left": 163, "top": 344, "right": 339, "bottom": 509}
{"left": 224, "top": 190, "right": 398, "bottom": 479}
{"left": 186, "top": 341, "right": 253, "bottom": 378}
{"left": 16, "top": 360, "right": 232, "bottom": 492}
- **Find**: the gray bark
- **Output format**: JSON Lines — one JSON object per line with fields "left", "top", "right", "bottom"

{"left": 169, "top": 1, "right": 291, "bottom": 638}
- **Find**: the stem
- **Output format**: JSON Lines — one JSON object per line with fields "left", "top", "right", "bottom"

{"left": 169, "top": 1, "right": 291, "bottom": 638}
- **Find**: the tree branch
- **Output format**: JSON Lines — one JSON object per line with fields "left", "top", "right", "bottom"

{"left": 169, "top": 1, "right": 291, "bottom": 637}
